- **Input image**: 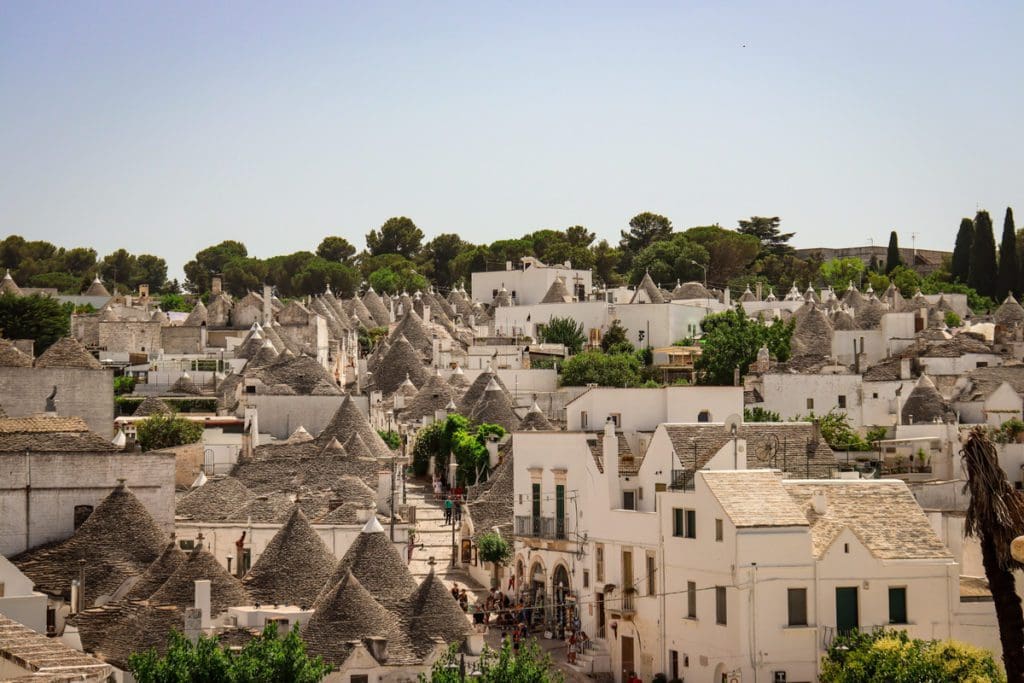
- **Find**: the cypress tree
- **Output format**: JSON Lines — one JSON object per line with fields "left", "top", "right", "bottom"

{"left": 885, "top": 230, "right": 902, "bottom": 274}
{"left": 998, "top": 207, "right": 1019, "bottom": 299}
{"left": 951, "top": 218, "right": 974, "bottom": 284}
{"left": 969, "top": 210, "right": 998, "bottom": 299}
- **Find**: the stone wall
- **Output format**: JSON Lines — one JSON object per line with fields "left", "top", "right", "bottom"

{"left": 98, "top": 320, "right": 162, "bottom": 353}
{"left": 160, "top": 326, "right": 205, "bottom": 355}
{"left": 0, "top": 367, "right": 114, "bottom": 437}
{"left": 0, "top": 451, "right": 176, "bottom": 556}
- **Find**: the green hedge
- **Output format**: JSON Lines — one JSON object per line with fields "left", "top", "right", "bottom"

{"left": 115, "top": 396, "right": 218, "bottom": 416}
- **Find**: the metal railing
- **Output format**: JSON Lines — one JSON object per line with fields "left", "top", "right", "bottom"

{"left": 514, "top": 515, "right": 570, "bottom": 540}
{"left": 669, "top": 469, "right": 695, "bottom": 491}
{"left": 621, "top": 589, "right": 636, "bottom": 613}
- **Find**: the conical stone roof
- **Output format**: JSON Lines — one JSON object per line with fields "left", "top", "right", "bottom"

{"left": 124, "top": 538, "right": 187, "bottom": 601}
{"left": 901, "top": 374, "right": 953, "bottom": 425}
{"left": 995, "top": 294, "right": 1024, "bottom": 327}
{"left": 319, "top": 394, "right": 393, "bottom": 458}
{"left": 519, "top": 402, "right": 554, "bottom": 431}
{"left": 183, "top": 301, "right": 208, "bottom": 326}
{"left": 83, "top": 276, "right": 111, "bottom": 298}
{"left": 391, "top": 310, "right": 433, "bottom": 356}
{"left": 169, "top": 373, "right": 202, "bottom": 395}
{"left": 371, "top": 335, "right": 429, "bottom": 396}
{"left": 148, "top": 541, "right": 250, "bottom": 613}
{"left": 362, "top": 288, "right": 390, "bottom": 326}
{"left": 399, "top": 369, "right": 456, "bottom": 421}
{"left": 469, "top": 379, "right": 520, "bottom": 430}
{"left": 0, "top": 270, "right": 22, "bottom": 295}
{"left": 316, "top": 517, "right": 417, "bottom": 609}
{"left": 791, "top": 303, "right": 834, "bottom": 357}
{"left": 242, "top": 506, "right": 336, "bottom": 607}
{"left": 34, "top": 337, "right": 102, "bottom": 369}
{"left": 631, "top": 272, "right": 665, "bottom": 303}
{"left": 540, "top": 277, "right": 572, "bottom": 304}
{"left": 133, "top": 396, "right": 173, "bottom": 417}
{"left": 403, "top": 566, "right": 472, "bottom": 655}
{"left": 175, "top": 476, "right": 255, "bottom": 521}
{"left": 0, "top": 338, "right": 32, "bottom": 367}
{"left": 458, "top": 367, "right": 509, "bottom": 413}
{"left": 14, "top": 482, "right": 166, "bottom": 604}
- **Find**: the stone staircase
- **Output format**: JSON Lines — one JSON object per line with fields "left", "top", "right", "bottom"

{"left": 565, "top": 638, "right": 612, "bottom": 676}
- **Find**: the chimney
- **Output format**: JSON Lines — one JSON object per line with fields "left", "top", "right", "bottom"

{"left": 811, "top": 491, "right": 828, "bottom": 515}
{"left": 356, "top": 504, "right": 373, "bottom": 524}
{"left": 755, "top": 282, "right": 763, "bottom": 301}
{"left": 733, "top": 366, "right": 740, "bottom": 387}
{"left": 810, "top": 419, "right": 822, "bottom": 447}
{"left": 262, "top": 285, "right": 273, "bottom": 325}
{"left": 505, "top": 261, "right": 512, "bottom": 271}
{"left": 900, "top": 357, "right": 912, "bottom": 380}
{"left": 365, "top": 636, "right": 389, "bottom": 662}
{"left": 211, "top": 276, "right": 222, "bottom": 295}
{"left": 138, "top": 283, "right": 150, "bottom": 299}
{"left": 184, "top": 608, "right": 202, "bottom": 644}
{"left": 194, "top": 579, "right": 212, "bottom": 629}
{"left": 853, "top": 339, "right": 860, "bottom": 374}
{"left": 486, "top": 435, "right": 500, "bottom": 468}
{"left": 604, "top": 418, "right": 619, "bottom": 506}
{"left": 377, "top": 469, "right": 393, "bottom": 516}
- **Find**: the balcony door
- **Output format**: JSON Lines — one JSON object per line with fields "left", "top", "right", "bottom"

{"left": 836, "top": 586, "right": 859, "bottom": 634}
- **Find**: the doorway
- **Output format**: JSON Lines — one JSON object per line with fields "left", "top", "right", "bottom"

{"left": 836, "top": 586, "right": 859, "bottom": 634}
{"left": 620, "top": 635, "right": 634, "bottom": 683}
{"left": 596, "top": 592, "right": 606, "bottom": 638}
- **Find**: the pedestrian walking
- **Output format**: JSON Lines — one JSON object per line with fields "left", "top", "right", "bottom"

{"left": 443, "top": 495, "right": 453, "bottom": 524}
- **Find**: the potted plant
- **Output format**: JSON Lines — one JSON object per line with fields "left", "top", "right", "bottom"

{"left": 476, "top": 531, "right": 512, "bottom": 590}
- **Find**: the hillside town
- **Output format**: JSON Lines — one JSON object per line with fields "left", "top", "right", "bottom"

{"left": 2, "top": 209, "right": 1024, "bottom": 682}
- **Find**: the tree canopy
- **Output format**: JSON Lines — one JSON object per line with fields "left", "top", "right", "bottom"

{"left": 366, "top": 216, "right": 424, "bottom": 258}
{"left": 136, "top": 413, "right": 204, "bottom": 452}
{"left": 695, "top": 307, "right": 793, "bottom": 385}
{"left": 422, "top": 639, "right": 562, "bottom": 683}
{"left": 560, "top": 350, "right": 644, "bottom": 387}
{"left": 885, "top": 230, "right": 902, "bottom": 274}
{"left": 0, "top": 294, "right": 71, "bottom": 353}
{"left": 737, "top": 216, "right": 794, "bottom": 257}
{"left": 969, "top": 210, "right": 998, "bottom": 299}
{"left": 537, "top": 316, "right": 585, "bottom": 355}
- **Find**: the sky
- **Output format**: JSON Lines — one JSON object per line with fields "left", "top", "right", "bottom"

{"left": 2, "top": 1, "right": 1022, "bottom": 279}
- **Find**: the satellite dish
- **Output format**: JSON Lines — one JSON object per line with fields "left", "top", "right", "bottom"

{"left": 724, "top": 413, "right": 742, "bottom": 436}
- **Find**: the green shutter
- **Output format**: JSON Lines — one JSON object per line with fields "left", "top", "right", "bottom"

{"left": 888, "top": 587, "right": 907, "bottom": 624}
{"left": 836, "top": 587, "right": 858, "bottom": 633}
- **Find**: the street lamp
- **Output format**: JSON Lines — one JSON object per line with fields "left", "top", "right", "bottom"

{"left": 688, "top": 260, "right": 708, "bottom": 288}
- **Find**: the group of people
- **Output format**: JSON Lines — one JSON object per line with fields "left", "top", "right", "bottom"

{"left": 434, "top": 476, "right": 464, "bottom": 526}
{"left": 449, "top": 583, "right": 471, "bottom": 612}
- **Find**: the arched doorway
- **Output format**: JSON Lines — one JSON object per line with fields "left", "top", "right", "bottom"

{"left": 551, "top": 564, "right": 572, "bottom": 638}
{"left": 528, "top": 559, "right": 546, "bottom": 625}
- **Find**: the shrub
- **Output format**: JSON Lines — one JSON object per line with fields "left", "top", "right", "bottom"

{"left": 136, "top": 413, "right": 204, "bottom": 451}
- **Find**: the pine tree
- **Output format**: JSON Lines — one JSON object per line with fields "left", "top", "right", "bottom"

{"left": 969, "top": 210, "right": 998, "bottom": 299}
{"left": 998, "top": 207, "right": 1019, "bottom": 299}
{"left": 951, "top": 218, "right": 974, "bottom": 284}
{"left": 885, "top": 231, "right": 902, "bottom": 274}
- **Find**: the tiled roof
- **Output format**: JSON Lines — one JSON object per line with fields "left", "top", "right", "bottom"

{"left": 0, "top": 614, "right": 111, "bottom": 680}
{"left": 701, "top": 470, "right": 808, "bottom": 528}
{"left": 783, "top": 480, "right": 953, "bottom": 560}
{"left": 664, "top": 423, "right": 837, "bottom": 478}
{"left": 0, "top": 415, "right": 90, "bottom": 433}
{"left": 862, "top": 356, "right": 908, "bottom": 382}
{"left": 242, "top": 506, "right": 336, "bottom": 608}
{"left": 13, "top": 483, "right": 166, "bottom": 603}
{"left": 34, "top": 337, "right": 102, "bottom": 369}
{"left": 952, "top": 364, "right": 1024, "bottom": 402}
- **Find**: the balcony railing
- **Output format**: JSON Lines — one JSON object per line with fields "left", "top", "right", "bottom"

{"left": 621, "top": 589, "right": 636, "bottom": 613}
{"left": 669, "top": 469, "right": 695, "bottom": 491}
{"left": 515, "top": 515, "right": 570, "bottom": 540}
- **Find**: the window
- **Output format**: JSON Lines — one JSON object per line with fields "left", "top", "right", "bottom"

{"left": 583, "top": 570, "right": 590, "bottom": 588}
{"left": 715, "top": 518, "right": 723, "bottom": 542}
{"left": 872, "top": 392, "right": 879, "bottom": 399}
{"left": 697, "top": 410, "right": 711, "bottom": 423}
{"left": 0, "top": 582, "right": 4, "bottom": 598}
{"left": 787, "top": 588, "right": 808, "bottom": 626}
{"left": 837, "top": 395, "right": 846, "bottom": 409}
{"left": 672, "top": 509, "right": 696, "bottom": 538}
{"left": 609, "top": 413, "right": 621, "bottom": 428}
{"left": 179, "top": 539, "right": 195, "bottom": 551}
{"left": 623, "top": 490, "right": 636, "bottom": 510}
{"left": 581, "top": 411, "right": 588, "bottom": 429}
{"left": 843, "top": 543, "right": 849, "bottom": 554}
{"left": 595, "top": 544, "right": 604, "bottom": 582}
{"left": 74, "top": 505, "right": 94, "bottom": 529}
{"left": 351, "top": 675, "right": 369, "bottom": 683}
{"left": 646, "top": 553, "right": 657, "bottom": 596}
{"left": 715, "top": 586, "right": 727, "bottom": 625}
{"left": 670, "top": 650, "right": 679, "bottom": 680}
{"left": 888, "top": 587, "right": 907, "bottom": 624}
{"left": 622, "top": 550, "right": 634, "bottom": 589}
{"left": 687, "top": 581, "right": 697, "bottom": 618}
{"left": 806, "top": 398, "right": 814, "bottom": 410}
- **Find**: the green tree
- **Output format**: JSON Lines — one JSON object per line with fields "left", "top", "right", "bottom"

{"left": 158, "top": 293, "right": 191, "bottom": 312}
{"left": 885, "top": 230, "right": 902, "bottom": 274}
{"left": 420, "top": 233, "right": 469, "bottom": 290}
{"left": 888, "top": 265, "right": 922, "bottom": 297}
{"left": 537, "top": 316, "right": 586, "bottom": 354}
{"left": 599, "top": 320, "right": 630, "bottom": 353}
{"left": 629, "top": 234, "right": 708, "bottom": 286}
{"left": 0, "top": 294, "right": 71, "bottom": 353}
{"left": 315, "top": 236, "right": 356, "bottom": 263}
{"left": 560, "top": 350, "right": 643, "bottom": 387}
{"left": 820, "top": 628, "right": 1004, "bottom": 683}
{"left": 366, "top": 216, "right": 424, "bottom": 258}
{"left": 695, "top": 307, "right": 793, "bottom": 385}
{"left": 134, "top": 254, "right": 169, "bottom": 292}
{"left": 737, "top": 216, "right": 794, "bottom": 257}
{"left": 422, "top": 639, "right": 562, "bottom": 682}
{"left": 293, "top": 257, "right": 360, "bottom": 297}
{"left": 136, "top": 413, "right": 204, "bottom": 452}
{"left": 129, "top": 625, "right": 330, "bottom": 683}
{"left": 796, "top": 408, "right": 869, "bottom": 450}
{"left": 184, "top": 240, "right": 249, "bottom": 293}
{"left": 951, "top": 217, "right": 974, "bottom": 283}
{"left": 590, "top": 239, "right": 622, "bottom": 286}
{"left": 998, "top": 207, "right": 1018, "bottom": 299}
{"left": 818, "top": 257, "right": 866, "bottom": 290}
{"left": 377, "top": 429, "right": 401, "bottom": 449}
{"left": 476, "top": 531, "right": 512, "bottom": 589}
{"left": 969, "top": 210, "right": 998, "bottom": 299}
{"left": 619, "top": 212, "right": 673, "bottom": 271}
{"left": 744, "top": 407, "right": 780, "bottom": 422}
{"left": 682, "top": 225, "right": 760, "bottom": 284}
{"left": 368, "top": 265, "right": 428, "bottom": 295}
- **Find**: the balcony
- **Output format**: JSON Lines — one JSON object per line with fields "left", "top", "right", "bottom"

{"left": 669, "top": 469, "right": 695, "bottom": 491}
{"left": 621, "top": 588, "right": 637, "bottom": 615}
{"left": 515, "top": 515, "right": 570, "bottom": 540}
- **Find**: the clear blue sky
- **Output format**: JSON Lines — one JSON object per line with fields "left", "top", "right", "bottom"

{"left": 2, "top": 1, "right": 1022, "bottom": 278}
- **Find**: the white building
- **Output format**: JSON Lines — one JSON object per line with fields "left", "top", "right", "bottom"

{"left": 565, "top": 385, "right": 744, "bottom": 432}
{"left": 471, "top": 257, "right": 592, "bottom": 306}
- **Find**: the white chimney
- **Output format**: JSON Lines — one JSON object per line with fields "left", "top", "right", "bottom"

{"left": 811, "top": 491, "right": 828, "bottom": 515}
{"left": 194, "top": 579, "right": 212, "bottom": 629}
{"left": 184, "top": 608, "right": 202, "bottom": 644}
{"left": 486, "top": 436, "right": 500, "bottom": 468}
{"left": 211, "top": 276, "right": 223, "bottom": 295}
{"left": 356, "top": 504, "right": 373, "bottom": 524}
{"left": 900, "top": 357, "right": 912, "bottom": 380}
{"left": 262, "top": 284, "right": 273, "bottom": 324}
{"left": 377, "top": 469, "right": 393, "bottom": 515}
{"left": 505, "top": 261, "right": 513, "bottom": 271}
{"left": 604, "top": 418, "right": 619, "bottom": 506}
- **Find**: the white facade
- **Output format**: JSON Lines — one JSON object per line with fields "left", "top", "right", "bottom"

{"left": 565, "top": 386, "right": 744, "bottom": 432}
{"left": 0, "top": 555, "right": 47, "bottom": 633}
{"left": 471, "top": 262, "right": 592, "bottom": 306}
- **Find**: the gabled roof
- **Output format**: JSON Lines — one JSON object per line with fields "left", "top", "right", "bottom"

{"left": 34, "top": 337, "right": 102, "bottom": 369}
{"left": 242, "top": 506, "right": 336, "bottom": 607}
{"left": 0, "top": 614, "right": 111, "bottom": 680}
{"left": 783, "top": 480, "right": 953, "bottom": 560}
{"left": 14, "top": 482, "right": 166, "bottom": 604}
{"left": 148, "top": 542, "right": 250, "bottom": 613}
{"left": 0, "top": 414, "right": 119, "bottom": 452}
{"left": 701, "top": 470, "right": 808, "bottom": 528}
